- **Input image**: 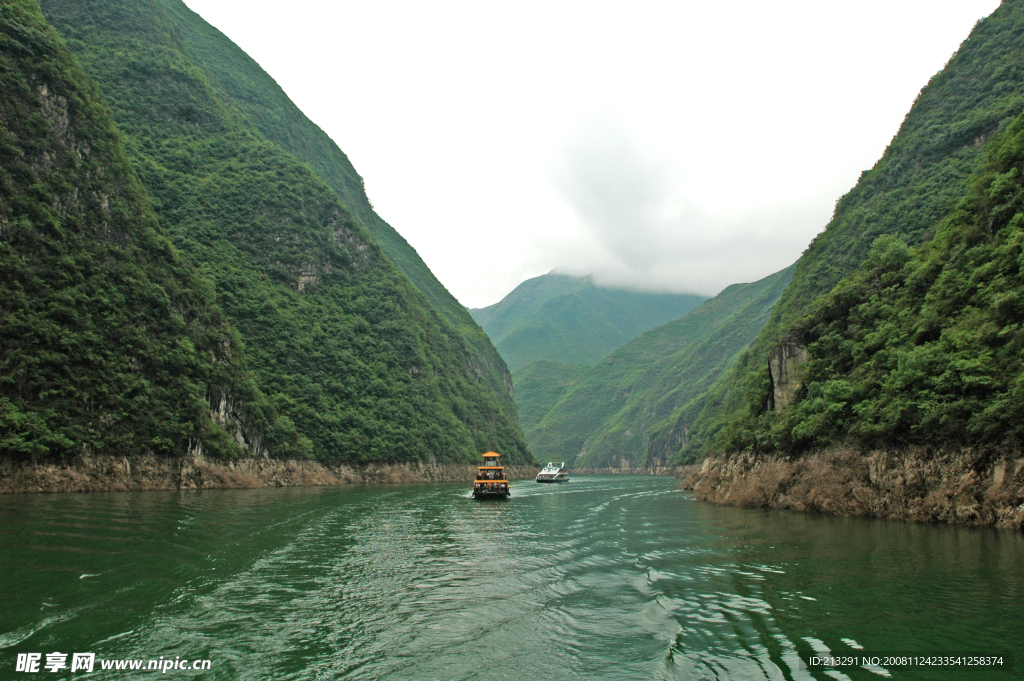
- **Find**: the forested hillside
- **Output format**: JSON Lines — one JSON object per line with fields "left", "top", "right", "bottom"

{"left": 683, "top": 2, "right": 1024, "bottom": 460}
{"left": 511, "top": 361, "right": 586, "bottom": 432}
{"left": 0, "top": 0, "right": 284, "bottom": 461}
{"left": 22, "top": 0, "right": 530, "bottom": 464}
{"left": 523, "top": 267, "right": 793, "bottom": 467}
{"left": 721, "top": 112, "right": 1024, "bottom": 455}
{"left": 471, "top": 272, "right": 705, "bottom": 370}
{"left": 151, "top": 0, "right": 517, "bottom": 419}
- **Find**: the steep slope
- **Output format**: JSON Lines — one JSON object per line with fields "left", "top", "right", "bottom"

{"left": 39, "top": 0, "right": 531, "bottom": 464}
{"left": 471, "top": 272, "right": 705, "bottom": 370}
{"left": 0, "top": 0, "right": 285, "bottom": 461}
{"left": 152, "top": 0, "right": 517, "bottom": 419}
{"left": 525, "top": 267, "right": 793, "bottom": 467}
{"left": 685, "top": 2, "right": 1024, "bottom": 459}
{"left": 725, "top": 112, "right": 1024, "bottom": 454}
{"left": 510, "top": 361, "right": 586, "bottom": 432}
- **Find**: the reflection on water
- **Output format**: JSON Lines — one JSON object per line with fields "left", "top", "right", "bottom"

{"left": 1, "top": 477, "right": 1021, "bottom": 680}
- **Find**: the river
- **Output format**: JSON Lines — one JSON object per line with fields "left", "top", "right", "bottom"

{"left": 1, "top": 475, "right": 1021, "bottom": 680}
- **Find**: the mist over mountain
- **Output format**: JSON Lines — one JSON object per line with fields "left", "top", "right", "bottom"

{"left": 547, "top": 120, "right": 840, "bottom": 297}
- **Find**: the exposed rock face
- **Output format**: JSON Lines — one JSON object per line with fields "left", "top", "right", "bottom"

{"left": 682, "top": 447, "right": 1024, "bottom": 530}
{"left": 767, "top": 338, "right": 809, "bottom": 411}
{"left": 0, "top": 456, "right": 539, "bottom": 494}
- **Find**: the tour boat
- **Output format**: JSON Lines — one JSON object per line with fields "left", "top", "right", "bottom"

{"left": 472, "top": 451, "right": 510, "bottom": 499}
{"left": 536, "top": 462, "right": 569, "bottom": 483}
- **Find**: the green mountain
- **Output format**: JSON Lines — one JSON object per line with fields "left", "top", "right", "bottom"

{"left": 151, "top": 0, "right": 517, "bottom": 421}
{"left": 722, "top": 112, "right": 1024, "bottom": 455}
{"left": 522, "top": 267, "right": 794, "bottom": 467}
{"left": 682, "top": 2, "right": 1024, "bottom": 460}
{"left": 0, "top": 0, "right": 283, "bottom": 460}
{"left": 510, "top": 361, "right": 586, "bottom": 432}
{"left": 26, "top": 0, "right": 530, "bottom": 464}
{"left": 470, "top": 272, "right": 706, "bottom": 370}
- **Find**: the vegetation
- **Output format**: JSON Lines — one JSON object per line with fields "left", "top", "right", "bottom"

{"left": 0, "top": 0, "right": 282, "bottom": 460}
{"left": 511, "top": 361, "right": 586, "bottom": 432}
{"left": 153, "top": 0, "right": 518, "bottom": 421}
{"left": 10, "top": 0, "right": 530, "bottom": 464}
{"left": 471, "top": 272, "right": 705, "bottom": 370}
{"left": 522, "top": 268, "right": 793, "bottom": 467}
{"left": 682, "top": 1, "right": 1024, "bottom": 460}
{"left": 722, "top": 112, "right": 1024, "bottom": 454}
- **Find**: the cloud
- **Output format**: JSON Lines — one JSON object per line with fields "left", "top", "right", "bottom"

{"left": 548, "top": 119, "right": 841, "bottom": 296}
{"left": 180, "top": 0, "right": 1001, "bottom": 307}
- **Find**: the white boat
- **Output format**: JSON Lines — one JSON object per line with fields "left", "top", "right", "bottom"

{"left": 536, "top": 462, "right": 569, "bottom": 483}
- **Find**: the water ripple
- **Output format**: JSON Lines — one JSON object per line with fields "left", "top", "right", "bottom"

{"left": 1, "top": 477, "right": 1022, "bottom": 679}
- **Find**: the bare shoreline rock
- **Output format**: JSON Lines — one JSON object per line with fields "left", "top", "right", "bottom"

{"left": 0, "top": 455, "right": 540, "bottom": 494}
{"left": 681, "top": 446, "right": 1024, "bottom": 531}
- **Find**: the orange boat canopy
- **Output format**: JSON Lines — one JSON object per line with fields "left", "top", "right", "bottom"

{"left": 482, "top": 451, "right": 501, "bottom": 457}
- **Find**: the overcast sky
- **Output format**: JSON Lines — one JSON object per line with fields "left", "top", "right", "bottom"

{"left": 182, "top": 0, "right": 1001, "bottom": 307}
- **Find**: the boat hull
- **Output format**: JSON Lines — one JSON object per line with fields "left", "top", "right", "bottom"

{"left": 472, "top": 489, "right": 510, "bottom": 499}
{"left": 472, "top": 481, "right": 510, "bottom": 499}
{"left": 535, "top": 478, "right": 569, "bottom": 483}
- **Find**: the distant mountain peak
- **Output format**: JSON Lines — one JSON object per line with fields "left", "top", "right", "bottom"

{"left": 471, "top": 272, "right": 706, "bottom": 370}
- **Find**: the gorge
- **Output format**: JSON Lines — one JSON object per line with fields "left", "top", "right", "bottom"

{"left": 4, "top": 0, "right": 1024, "bottom": 528}
{"left": 3, "top": 2, "right": 1024, "bottom": 678}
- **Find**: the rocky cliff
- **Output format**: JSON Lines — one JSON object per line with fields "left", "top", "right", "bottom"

{"left": 766, "top": 335, "right": 809, "bottom": 412}
{"left": 683, "top": 447, "right": 1024, "bottom": 530}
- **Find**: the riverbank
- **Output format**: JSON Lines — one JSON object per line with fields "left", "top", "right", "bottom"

{"left": 0, "top": 455, "right": 540, "bottom": 494}
{"left": 572, "top": 466, "right": 685, "bottom": 476}
{"left": 682, "top": 446, "right": 1024, "bottom": 530}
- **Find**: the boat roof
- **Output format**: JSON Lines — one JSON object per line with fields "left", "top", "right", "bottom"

{"left": 482, "top": 451, "right": 500, "bottom": 457}
{"left": 542, "top": 462, "right": 565, "bottom": 469}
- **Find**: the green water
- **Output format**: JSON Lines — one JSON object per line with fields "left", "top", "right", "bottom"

{"left": 1, "top": 476, "right": 1021, "bottom": 680}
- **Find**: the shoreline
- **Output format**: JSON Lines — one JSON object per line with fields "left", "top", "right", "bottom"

{"left": 0, "top": 454, "right": 540, "bottom": 494}
{"left": 681, "top": 446, "right": 1024, "bottom": 531}
{"left": 571, "top": 466, "right": 684, "bottom": 476}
